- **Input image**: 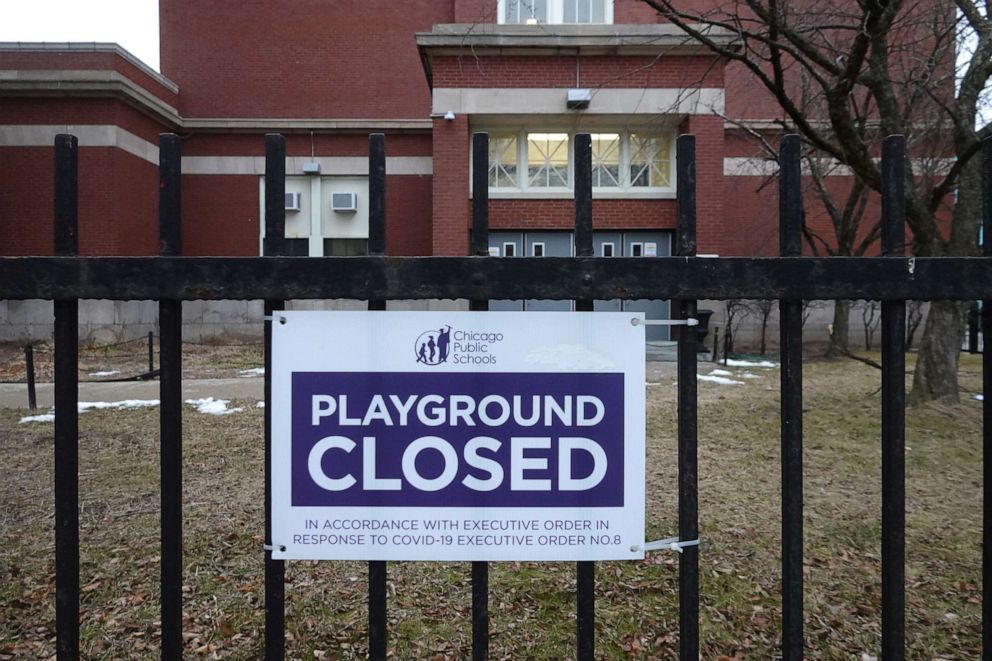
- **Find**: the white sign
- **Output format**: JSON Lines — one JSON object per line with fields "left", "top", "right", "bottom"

{"left": 271, "top": 311, "right": 645, "bottom": 561}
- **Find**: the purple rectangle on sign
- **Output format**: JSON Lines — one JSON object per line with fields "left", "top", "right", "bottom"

{"left": 291, "top": 372, "right": 624, "bottom": 507}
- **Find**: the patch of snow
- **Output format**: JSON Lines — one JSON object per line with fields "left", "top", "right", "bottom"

{"left": 698, "top": 374, "right": 745, "bottom": 385}
{"left": 723, "top": 359, "right": 778, "bottom": 368}
{"left": 742, "top": 371, "right": 761, "bottom": 379}
{"left": 88, "top": 370, "right": 120, "bottom": 377}
{"left": 78, "top": 400, "right": 159, "bottom": 412}
{"left": 708, "top": 369, "right": 733, "bottom": 377}
{"left": 239, "top": 367, "right": 265, "bottom": 377}
{"left": 19, "top": 399, "right": 160, "bottom": 423}
{"left": 523, "top": 344, "right": 616, "bottom": 370}
{"left": 974, "top": 394, "right": 984, "bottom": 401}
{"left": 646, "top": 382, "right": 661, "bottom": 388}
{"left": 256, "top": 401, "right": 266, "bottom": 408}
{"left": 185, "top": 397, "right": 243, "bottom": 415}
{"left": 19, "top": 413, "right": 55, "bottom": 424}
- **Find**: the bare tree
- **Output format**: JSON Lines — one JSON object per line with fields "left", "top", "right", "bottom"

{"left": 751, "top": 299, "right": 776, "bottom": 355}
{"left": 862, "top": 301, "right": 882, "bottom": 350}
{"left": 906, "top": 301, "right": 926, "bottom": 350}
{"left": 638, "top": 0, "right": 991, "bottom": 403}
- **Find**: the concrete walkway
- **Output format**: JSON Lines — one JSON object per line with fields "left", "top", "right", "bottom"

{"left": 0, "top": 378, "right": 264, "bottom": 410}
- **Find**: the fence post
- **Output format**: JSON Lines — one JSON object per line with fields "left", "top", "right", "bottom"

{"left": 367, "top": 133, "right": 389, "bottom": 661}
{"left": 470, "top": 131, "right": 491, "bottom": 661}
{"left": 778, "top": 134, "right": 804, "bottom": 660}
{"left": 980, "top": 135, "right": 990, "bottom": 658}
{"left": 25, "top": 344, "right": 37, "bottom": 410}
{"left": 880, "top": 135, "right": 907, "bottom": 660}
{"left": 148, "top": 330, "right": 155, "bottom": 373}
{"left": 572, "top": 133, "right": 596, "bottom": 661}
{"left": 53, "top": 133, "right": 80, "bottom": 660}
{"left": 263, "top": 133, "right": 287, "bottom": 661}
{"left": 158, "top": 132, "right": 184, "bottom": 660}
{"left": 675, "top": 134, "right": 699, "bottom": 661}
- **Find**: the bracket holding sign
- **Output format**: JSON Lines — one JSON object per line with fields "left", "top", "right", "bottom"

{"left": 270, "top": 311, "right": 645, "bottom": 562}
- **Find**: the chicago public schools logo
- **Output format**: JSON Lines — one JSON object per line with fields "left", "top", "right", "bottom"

{"left": 415, "top": 325, "right": 452, "bottom": 365}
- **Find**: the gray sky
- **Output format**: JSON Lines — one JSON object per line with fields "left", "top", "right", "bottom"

{"left": 0, "top": 0, "right": 160, "bottom": 71}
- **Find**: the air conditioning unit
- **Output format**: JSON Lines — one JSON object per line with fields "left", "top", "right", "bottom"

{"left": 331, "top": 192, "right": 358, "bottom": 212}
{"left": 284, "top": 192, "right": 302, "bottom": 212}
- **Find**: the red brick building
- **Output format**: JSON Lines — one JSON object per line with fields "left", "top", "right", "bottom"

{"left": 0, "top": 0, "right": 873, "bottom": 339}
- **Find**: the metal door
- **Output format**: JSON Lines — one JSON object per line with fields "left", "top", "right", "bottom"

{"left": 623, "top": 232, "right": 672, "bottom": 341}
{"left": 525, "top": 232, "right": 572, "bottom": 312}
{"left": 488, "top": 232, "right": 524, "bottom": 311}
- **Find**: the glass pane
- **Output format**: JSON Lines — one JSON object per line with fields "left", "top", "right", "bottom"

{"left": 579, "top": 0, "right": 591, "bottom": 23}
{"left": 505, "top": 0, "right": 518, "bottom": 22}
{"left": 508, "top": 0, "right": 546, "bottom": 23}
{"left": 527, "top": 133, "right": 569, "bottom": 188}
{"left": 629, "top": 133, "right": 672, "bottom": 188}
{"left": 592, "top": 0, "right": 606, "bottom": 22}
{"left": 591, "top": 133, "right": 620, "bottom": 187}
{"left": 488, "top": 133, "right": 518, "bottom": 188}
{"left": 564, "top": 0, "right": 575, "bottom": 22}
{"left": 564, "top": 0, "right": 606, "bottom": 23}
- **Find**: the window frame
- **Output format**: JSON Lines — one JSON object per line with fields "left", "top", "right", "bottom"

{"left": 497, "top": 0, "right": 614, "bottom": 24}
{"left": 480, "top": 127, "right": 676, "bottom": 198}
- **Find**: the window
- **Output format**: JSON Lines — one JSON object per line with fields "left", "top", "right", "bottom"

{"left": 531, "top": 242, "right": 545, "bottom": 257}
{"left": 503, "top": 242, "right": 517, "bottom": 257}
{"left": 503, "top": 0, "right": 548, "bottom": 23}
{"left": 629, "top": 133, "right": 672, "bottom": 188}
{"left": 488, "top": 133, "right": 519, "bottom": 188}
{"left": 601, "top": 242, "right": 615, "bottom": 257}
{"left": 527, "top": 133, "right": 570, "bottom": 188}
{"left": 500, "top": 0, "right": 612, "bottom": 24}
{"left": 486, "top": 129, "right": 674, "bottom": 194}
{"left": 591, "top": 133, "right": 621, "bottom": 187}
{"left": 630, "top": 242, "right": 643, "bottom": 257}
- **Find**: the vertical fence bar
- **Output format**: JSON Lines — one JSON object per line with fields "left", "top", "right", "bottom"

{"left": 572, "top": 133, "right": 596, "bottom": 661}
{"left": 778, "top": 134, "right": 804, "bottom": 660}
{"left": 148, "top": 330, "right": 155, "bottom": 373}
{"left": 53, "top": 133, "right": 80, "bottom": 660}
{"left": 25, "top": 344, "right": 37, "bottom": 410}
{"left": 367, "top": 133, "right": 389, "bottom": 661}
{"left": 675, "top": 134, "right": 699, "bottom": 661}
{"left": 470, "top": 132, "right": 491, "bottom": 661}
{"left": 880, "top": 135, "right": 906, "bottom": 660}
{"left": 158, "top": 133, "right": 184, "bottom": 660}
{"left": 264, "top": 133, "right": 287, "bottom": 661}
{"left": 981, "top": 135, "right": 990, "bottom": 659}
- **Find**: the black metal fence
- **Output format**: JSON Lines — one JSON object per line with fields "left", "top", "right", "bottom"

{"left": 0, "top": 131, "right": 990, "bottom": 661}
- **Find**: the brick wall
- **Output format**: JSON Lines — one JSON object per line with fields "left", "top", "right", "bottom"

{"left": 0, "top": 146, "right": 157, "bottom": 256}
{"left": 180, "top": 175, "right": 261, "bottom": 256}
{"left": 431, "top": 115, "right": 471, "bottom": 255}
{"left": 681, "top": 114, "right": 724, "bottom": 255}
{"left": 0, "top": 147, "right": 52, "bottom": 255}
{"left": 431, "top": 55, "right": 723, "bottom": 89}
{"left": 0, "top": 50, "right": 179, "bottom": 106}
{"left": 180, "top": 133, "right": 432, "bottom": 157}
{"left": 490, "top": 199, "right": 675, "bottom": 229}
{"left": 160, "top": 0, "right": 452, "bottom": 119}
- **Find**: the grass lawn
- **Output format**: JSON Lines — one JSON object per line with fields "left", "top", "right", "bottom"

{"left": 0, "top": 354, "right": 984, "bottom": 659}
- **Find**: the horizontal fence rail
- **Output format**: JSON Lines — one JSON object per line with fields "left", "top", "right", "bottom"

{"left": 2, "top": 256, "right": 990, "bottom": 301}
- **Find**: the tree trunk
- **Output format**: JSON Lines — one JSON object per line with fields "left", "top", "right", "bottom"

{"left": 825, "top": 300, "right": 850, "bottom": 358}
{"left": 909, "top": 300, "right": 966, "bottom": 405}
{"left": 908, "top": 152, "right": 982, "bottom": 405}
